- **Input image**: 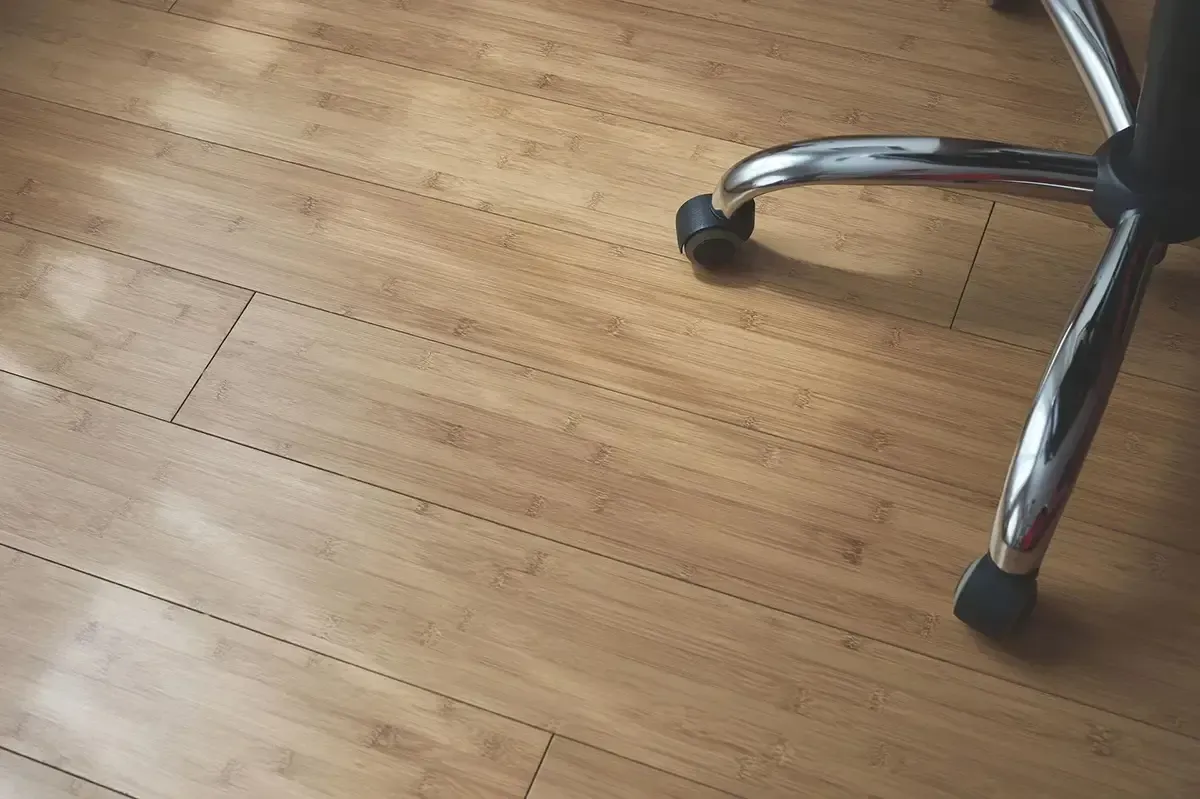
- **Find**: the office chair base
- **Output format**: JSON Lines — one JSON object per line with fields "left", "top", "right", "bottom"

{"left": 676, "top": 193, "right": 756, "bottom": 268}
{"left": 953, "top": 554, "right": 1039, "bottom": 638}
{"left": 676, "top": 0, "right": 1200, "bottom": 635}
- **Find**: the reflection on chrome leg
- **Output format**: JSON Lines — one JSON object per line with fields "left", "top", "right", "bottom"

{"left": 1042, "top": 0, "right": 1139, "bottom": 134}
{"left": 711, "top": 136, "right": 1097, "bottom": 218}
{"left": 989, "top": 212, "right": 1160, "bottom": 575}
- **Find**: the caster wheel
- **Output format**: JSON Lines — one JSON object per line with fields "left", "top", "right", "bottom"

{"left": 952, "top": 553, "right": 1038, "bottom": 638}
{"left": 675, "top": 194, "right": 755, "bottom": 269}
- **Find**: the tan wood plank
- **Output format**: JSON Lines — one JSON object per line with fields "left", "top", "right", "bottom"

{"left": 527, "top": 739, "right": 733, "bottom": 799}
{"left": 4, "top": 374, "right": 1199, "bottom": 797}
{"left": 170, "top": 0, "right": 1097, "bottom": 153}
{"left": 167, "top": 294, "right": 1200, "bottom": 736}
{"left": 0, "top": 750, "right": 126, "bottom": 799}
{"left": 3, "top": 93, "right": 1196, "bottom": 551}
{"left": 0, "top": 224, "right": 249, "bottom": 418}
{"left": 629, "top": 0, "right": 1157, "bottom": 94}
{"left": 0, "top": 550, "right": 547, "bottom": 799}
{"left": 955, "top": 204, "right": 1200, "bottom": 391}
{"left": 0, "top": 0, "right": 993, "bottom": 324}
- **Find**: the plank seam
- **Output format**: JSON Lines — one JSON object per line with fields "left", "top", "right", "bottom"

{"left": 170, "top": 292, "right": 254, "bottom": 422}
{"left": 522, "top": 736, "right": 555, "bottom": 799}
{"left": 951, "top": 201, "right": 996, "bottom": 327}
{"left": 0, "top": 746, "right": 142, "bottom": 799}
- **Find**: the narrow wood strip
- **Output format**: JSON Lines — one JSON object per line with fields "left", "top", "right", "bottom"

{"left": 623, "top": 0, "right": 1156, "bottom": 96}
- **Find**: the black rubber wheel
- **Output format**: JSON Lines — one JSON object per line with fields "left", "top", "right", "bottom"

{"left": 952, "top": 553, "right": 1038, "bottom": 638}
{"left": 675, "top": 194, "right": 756, "bottom": 269}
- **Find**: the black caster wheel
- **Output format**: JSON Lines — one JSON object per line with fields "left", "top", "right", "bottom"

{"left": 675, "top": 194, "right": 755, "bottom": 269}
{"left": 952, "top": 553, "right": 1038, "bottom": 638}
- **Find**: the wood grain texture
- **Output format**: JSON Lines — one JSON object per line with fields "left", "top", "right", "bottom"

{"left": 6, "top": 91, "right": 1199, "bottom": 550}
{"left": 0, "top": 224, "right": 249, "bottom": 417}
{"left": 0, "top": 549, "right": 547, "bottom": 799}
{"left": 164, "top": 0, "right": 1173, "bottom": 229}
{"left": 0, "top": 0, "right": 991, "bottom": 324}
{"left": 167, "top": 295, "right": 1200, "bottom": 736}
{"left": 527, "top": 739, "right": 734, "bottom": 799}
{"left": 4, "top": 373, "right": 1199, "bottom": 797}
{"left": 0, "top": 750, "right": 125, "bottom": 799}
{"left": 170, "top": 0, "right": 1097, "bottom": 153}
{"left": 631, "top": 0, "right": 1157, "bottom": 92}
{"left": 956, "top": 205, "right": 1200, "bottom": 391}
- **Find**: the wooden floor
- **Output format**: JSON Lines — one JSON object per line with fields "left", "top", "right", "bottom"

{"left": 2, "top": 0, "right": 1200, "bottom": 795}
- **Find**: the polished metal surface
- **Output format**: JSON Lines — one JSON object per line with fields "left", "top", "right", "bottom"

{"left": 1042, "top": 0, "right": 1139, "bottom": 134}
{"left": 989, "top": 212, "right": 1160, "bottom": 575}
{"left": 711, "top": 136, "right": 1097, "bottom": 218}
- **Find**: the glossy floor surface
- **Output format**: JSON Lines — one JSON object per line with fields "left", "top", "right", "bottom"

{"left": 2, "top": 0, "right": 1200, "bottom": 796}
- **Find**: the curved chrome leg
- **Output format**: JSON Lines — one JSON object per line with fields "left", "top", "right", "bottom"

{"left": 1043, "top": 0, "right": 1139, "bottom": 134}
{"left": 990, "top": 212, "right": 1160, "bottom": 575}
{"left": 712, "top": 136, "right": 1097, "bottom": 218}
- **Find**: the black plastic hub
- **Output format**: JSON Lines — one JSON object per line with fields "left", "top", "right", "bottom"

{"left": 692, "top": 237, "right": 738, "bottom": 265}
{"left": 1092, "top": 127, "right": 1200, "bottom": 244}
{"left": 675, "top": 194, "right": 756, "bottom": 269}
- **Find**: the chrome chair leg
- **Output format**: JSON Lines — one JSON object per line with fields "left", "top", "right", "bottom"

{"left": 676, "top": 136, "right": 1096, "bottom": 268}
{"left": 672, "top": 0, "right": 1176, "bottom": 639}
{"left": 714, "top": 136, "right": 1096, "bottom": 216}
{"left": 1042, "top": 0, "right": 1139, "bottom": 134}
{"left": 991, "top": 212, "right": 1158, "bottom": 574}
{"left": 954, "top": 213, "right": 1160, "bottom": 635}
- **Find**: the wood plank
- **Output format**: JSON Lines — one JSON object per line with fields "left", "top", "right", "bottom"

{"left": 171, "top": 0, "right": 1097, "bottom": 153}
{"left": 0, "top": 750, "right": 126, "bottom": 799}
{"left": 628, "top": 0, "right": 1157, "bottom": 95}
{"left": 169, "top": 294, "right": 1200, "bottom": 736}
{"left": 4, "top": 374, "right": 1200, "bottom": 797}
{"left": 0, "top": 550, "right": 547, "bottom": 799}
{"left": 527, "top": 739, "right": 733, "bottom": 799}
{"left": 955, "top": 204, "right": 1200, "bottom": 391}
{"left": 0, "top": 224, "right": 249, "bottom": 418}
{"left": 3, "top": 93, "right": 1196, "bottom": 551}
{"left": 0, "top": 0, "right": 993, "bottom": 324}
